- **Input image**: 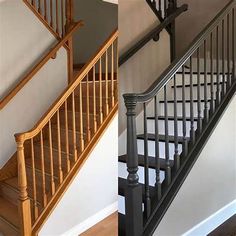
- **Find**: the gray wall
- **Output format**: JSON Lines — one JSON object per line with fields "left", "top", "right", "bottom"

{"left": 73, "top": 0, "right": 118, "bottom": 64}
{"left": 176, "top": 0, "right": 230, "bottom": 57}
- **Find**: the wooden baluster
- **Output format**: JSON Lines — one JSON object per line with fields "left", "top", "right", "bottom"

{"left": 143, "top": 103, "right": 151, "bottom": 218}
{"left": 72, "top": 92, "right": 77, "bottom": 161}
{"left": 111, "top": 44, "right": 115, "bottom": 107}
{"left": 222, "top": 19, "right": 226, "bottom": 98}
{"left": 189, "top": 57, "right": 195, "bottom": 144}
{"left": 86, "top": 75, "right": 91, "bottom": 142}
{"left": 38, "top": 0, "right": 41, "bottom": 13}
{"left": 164, "top": 85, "right": 171, "bottom": 185}
{"left": 40, "top": 131, "right": 47, "bottom": 207}
{"left": 197, "top": 48, "right": 202, "bottom": 133}
{"left": 232, "top": 8, "right": 235, "bottom": 80}
{"left": 173, "top": 75, "right": 180, "bottom": 170}
{"left": 48, "top": 120, "right": 56, "bottom": 195}
{"left": 154, "top": 96, "right": 161, "bottom": 199}
{"left": 93, "top": 66, "right": 97, "bottom": 133}
{"left": 56, "top": 0, "right": 59, "bottom": 34}
{"left": 17, "top": 139, "right": 32, "bottom": 236}
{"left": 203, "top": 40, "right": 209, "bottom": 124}
{"left": 64, "top": 100, "right": 70, "bottom": 172}
{"left": 61, "top": 0, "right": 65, "bottom": 36}
{"left": 79, "top": 83, "right": 85, "bottom": 152}
{"left": 105, "top": 51, "right": 109, "bottom": 115}
{"left": 30, "top": 138, "right": 38, "bottom": 221}
{"left": 57, "top": 111, "right": 63, "bottom": 184}
{"left": 44, "top": 0, "right": 47, "bottom": 21}
{"left": 50, "top": 0, "right": 53, "bottom": 28}
{"left": 99, "top": 58, "right": 103, "bottom": 124}
{"left": 210, "top": 32, "right": 215, "bottom": 115}
{"left": 216, "top": 26, "right": 221, "bottom": 107}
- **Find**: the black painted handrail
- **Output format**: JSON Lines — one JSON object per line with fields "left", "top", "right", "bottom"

{"left": 119, "top": 4, "right": 188, "bottom": 66}
{"left": 123, "top": 0, "right": 235, "bottom": 103}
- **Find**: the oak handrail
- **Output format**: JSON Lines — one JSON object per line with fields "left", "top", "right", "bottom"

{"left": 0, "top": 21, "right": 83, "bottom": 111}
{"left": 15, "top": 29, "right": 118, "bottom": 143}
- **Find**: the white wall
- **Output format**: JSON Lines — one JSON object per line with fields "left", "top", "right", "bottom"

{"left": 73, "top": 0, "right": 118, "bottom": 64}
{"left": 0, "top": 0, "right": 68, "bottom": 167}
{"left": 39, "top": 115, "right": 118, "bottom": 236}
{"left": 154, "top": 95, "right": 236, "bottom": 236}
{"left": 119, "top": 0, "right": 171, "bottom": 133}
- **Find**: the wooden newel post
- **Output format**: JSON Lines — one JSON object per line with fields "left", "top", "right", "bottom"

{"left": 16, "top": 138, "right": 32, "bottom": 236}
{"left": 124, "top": 95, "right": 143, "bottom": 236}
{"left": 66, "top": 0, "right": 74, "bottom": 83}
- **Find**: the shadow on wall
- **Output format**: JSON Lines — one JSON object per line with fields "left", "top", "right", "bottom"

{"left": 176, "top": 0, "right": 230, "bottom": 57}
{"left": 73, "top": 0, "right": 118, "bottom": 64}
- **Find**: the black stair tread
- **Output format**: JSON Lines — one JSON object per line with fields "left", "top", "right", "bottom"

{"left": 119, "top": 154, "right": 174, "bottom": 170}
{"left": 147, "top": 116, "right": 198, "bottom": 121}
{"left": 172, "top": 81, "right": 224, "bottom": 88}
{"left": 159, "top": 99, "right": 211, "bottom": 103}
{"left": 137, "top": 133, "right": 190, "bottom": 143}
{"left": 118, "top": 177, "right": 156, "bottom": 199}
{"left": 118, "top": 213, "right": 126, "bottom": 236}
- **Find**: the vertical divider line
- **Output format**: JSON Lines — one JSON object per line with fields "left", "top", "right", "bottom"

{"left": 154, "top": 96, "right": 161, "bottom": 199}
{"left": 61, "top": 0, "right": 65, "bottom": 36}
{"left": 232, "top": 8, "right": 235, "bottom": 80}
{"left": 44, "top": 0, "right": 47, "bottom": 20}
{"left": 56, "top": 0, "right": 59, "bottom": 34}
{"left": 197, "top": 48, "right": 202, "bottom": 134}
{"left": 210, "top": 32, "right": 214, "bottom": 115}
{"left": 50, "top": 0, "right": 53, "bottom": 27}
{"left": 48, "top": 120, "right": 56, "bottom": 195}
{"left": 30, "top": 138, "right": 38, "bottom": 220}
{"left": 86, "top": 74, "right": 91, "bottom": 142}
{"left": 79, "top": 83, "right": 84, "bottom": 152}
{"left": 72, "top": 92, "right": 77, "bottom": 161}
{"left": 222, "top": 19, "right": 225, "bottom": 97}
{"left": 99, "top": 58, "right": 103, "bottom": 124}
{"left": 105, "top": 50, "right": 109, "bottom": 115}
{"left": 227, "top": 13, "right": 231, "bottom": 90}
{"left": 204, "top": 40, "right": 209, "bottom": 124}
{"left": 216, "top": 26, "right": 221, "bottom": 107}
{"left": 164, "top": 85, "right": 171, "bottom": 185}
{"left": 111, "top": 44, "right": 115, "bottom": 107}
{"left": 143, "top": 103, "right": 151, "bottom": 218}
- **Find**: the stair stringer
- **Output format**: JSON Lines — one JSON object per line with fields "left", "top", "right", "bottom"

{"left": 143, "top": 83, "right": 236, "bottom": 235}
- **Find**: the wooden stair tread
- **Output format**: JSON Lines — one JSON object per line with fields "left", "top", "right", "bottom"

{"left": 137, "top": 133, "right": 190, "bottom": 143}
{"left": 0, "top": 196, "right": 19, "bottom": 230}
{"left": 118, "top": 154, "right": 174, "bottom": 170}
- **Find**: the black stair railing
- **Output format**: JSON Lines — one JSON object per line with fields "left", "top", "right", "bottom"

{"left": 123, "top": 1, "right": 235, "bottom": 235}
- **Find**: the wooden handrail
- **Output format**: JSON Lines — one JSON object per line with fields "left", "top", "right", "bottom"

{"left": 0, "top": 21, "right": 83, "bottom": 110}
{"left": 15, "top": 29, "right": 118, "bottom": 143}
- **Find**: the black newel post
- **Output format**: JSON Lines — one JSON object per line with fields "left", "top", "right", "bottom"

{"left": 123, "top": 94, "right": 143, "bottom": 236}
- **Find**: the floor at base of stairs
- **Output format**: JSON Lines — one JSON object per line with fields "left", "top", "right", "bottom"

{"left": 208, "top": 214, "right": 236, "bottom": 236}
{"left": 81, "top": 212, "right": 118, "bottom": 236}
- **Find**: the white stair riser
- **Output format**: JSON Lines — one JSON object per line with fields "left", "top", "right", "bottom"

{"left": 158, "top": 101, "right": 209, "bottom": 117}
{"left": 137, "top": 139, "right": 183, "bottom": 159}
{"left": 118, "top": 162, "right": 165, "bottom": 187}
{"left": 147, "top": 120, "right": 198, "bottom": 137}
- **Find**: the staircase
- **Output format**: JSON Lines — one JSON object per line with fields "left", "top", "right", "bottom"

{"left": 118, "top": 0, "right": 236, "bottom": 235}
{"left": 0, "top": 1, "right": 118, "bottom": 235}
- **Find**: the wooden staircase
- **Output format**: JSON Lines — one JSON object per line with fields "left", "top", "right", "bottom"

{"left": 0, "top": 1, "right": 118, "bottom": 235}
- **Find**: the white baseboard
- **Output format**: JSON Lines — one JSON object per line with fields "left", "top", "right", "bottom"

{"left": 61, "top": 202, "right": 118, "bottom": 236}
{"left": 183, "top": 199, "right": 236, "bottom": 236}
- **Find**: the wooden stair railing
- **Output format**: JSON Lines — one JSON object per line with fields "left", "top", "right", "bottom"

{"left": 120, "top": 0, "right": 235, "bottom": 235}
{"left": 0, "top": 21, "right": 83, "bottom": 111}
{"left": 14, "top": 29, "right": 118, "bottom": 235}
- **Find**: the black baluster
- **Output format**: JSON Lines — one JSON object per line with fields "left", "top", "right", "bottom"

{"left": 152, "top": 0, "right": 157, "bottom": 8}
{"left": 143, "top": 103, "right": 151, "bottom": 218}
{"left": 222, "top": 19, "right": 226, "bottom": 98}
{"left": 227, "top": 14, "right": 231, "bottom": 90}
{"left": 189, "top": 57, "right": 195, "bottom": 144}
{"left": 164, "top": 0, "right": 167, "bottom": 18}
{"left": 123, "top": 95, "right": 143, "bottom": 236}
{"left": 173, "top": 75, "right": 180, "bottom": 170}
{"left": 204, "top": 40, "right": 209, "bottom": 124}
{"left": 154, "top": 96, "right": 161, "bottom": 200}
{"left": 210, "top": 32, "right": 215, "bottom": 115}
{"left": 232, "top": 8, "right": 235, "bottom": 80}
{"left": 159, "top": 0, "right": 162, "bottom": 14}
{"left": 182, "top": 66, "right": 188, "bottom": 156}
{"left": 197, "top": 48, "right": 203, "bottom": 134}
{"left": 216, "top": 26, "right": 221, "bottom": 107}
{"left": 164, "top": 86, "right": 171, "bottom": 185}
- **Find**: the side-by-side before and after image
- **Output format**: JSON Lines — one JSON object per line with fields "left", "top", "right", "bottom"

{"left": 0, "top": 0, "right": 235, "bottom": 235}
